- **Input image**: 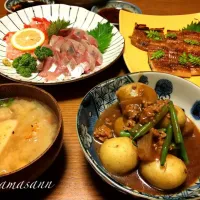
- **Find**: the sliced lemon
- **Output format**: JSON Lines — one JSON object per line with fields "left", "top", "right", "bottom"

{"left": 11, "top": 28, "right": 45, "bottom": 51}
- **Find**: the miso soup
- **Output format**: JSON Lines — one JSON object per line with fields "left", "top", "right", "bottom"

{"left": 0, "top": 98, "right": 58, "bottom": 175}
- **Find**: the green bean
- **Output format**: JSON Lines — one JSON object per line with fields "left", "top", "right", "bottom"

{"left": 132, "top": 122, "right": 152, "bottom": 140}
{"left": 160, "top": 124, "right": 173, "bottom": 166}
{"left": 120, "top": 131, "right": 131, "bottom": 137}
{"left": 168, "top": 101, "right": 189, "bottom": 164}
{"left": 133, "top": 104, "right": 169, "bottom": 140}
{"left": 129, "top": 124, "right": 143, "bottom": 136}
{"left": 169, "top": 101, "right": 182, "bottom": 144}
{"left": 179, "top": 135, "right": 189, "bottom": 164}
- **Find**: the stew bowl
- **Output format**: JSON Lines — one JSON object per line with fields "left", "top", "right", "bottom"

{"left": 0, "top": 83, "right": 63, "bottom": 184}
{"left": 77, "top": 71, "right": 200, "bottom": 199}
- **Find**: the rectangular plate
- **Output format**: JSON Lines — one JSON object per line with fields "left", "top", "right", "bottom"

{"left": 119, "top": 10, "right": 200, "bottom": 86}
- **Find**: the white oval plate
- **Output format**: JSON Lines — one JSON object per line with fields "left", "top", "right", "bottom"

{"left": 0, "top": 4, "right": 124, "bottom": 85}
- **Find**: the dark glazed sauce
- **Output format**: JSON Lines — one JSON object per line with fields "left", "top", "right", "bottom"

{"left": 94, "top": 103, "right": 200, "bottom": 195}
{"left": 11, "top": 1, "right": 48, "bottom": 12}
{"left": 98, "top": 8, "right": 120, "bottom": 24}
{"left": 98, "top": 7, "right": 131, "bottom": 24}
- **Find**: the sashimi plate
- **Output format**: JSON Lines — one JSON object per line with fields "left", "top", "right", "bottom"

{"left": 0, "top": 4, "right": 124, "bottom": 85}
{"left": 119, "top": 10, "right": 200, "bottom": 87}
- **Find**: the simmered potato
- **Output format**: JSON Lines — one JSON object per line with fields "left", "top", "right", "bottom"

{"left": 140, "top": 154, "right": 187, "bottom": 190}
{"left": 159, "top": 105, "right": 186, "bottom": 128}
{"left": 100, "top": 137, "right": 138, "bottom": 175}
{"left": 114, "top": 117, "right": 125, "bottom": 137}
{"left": 116, "top": 83, "right": 157, "bottom": 104}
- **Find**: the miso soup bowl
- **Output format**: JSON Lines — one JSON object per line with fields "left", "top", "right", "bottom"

{"left": 77, "top": 72, "right": 200, "bottom": 200}
{"left": 0, "top": 83, "right": 63, "bottom": 183}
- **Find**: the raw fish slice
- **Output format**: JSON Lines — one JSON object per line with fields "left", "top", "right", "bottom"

{"left": 54, "top": 51, "right": 70, "bottom": 75}
{"left": 59, "top": 28, "right": 72, "bottom": 37}
{"left": 69, "top": 39, "right": 80, "bottom": 52}
{"left": 54, "top": 65, "right": 69, "bottom": 76}
{"left": 88, "top": 45, "right": 103, "bottom": 66}
{"left": 53, "top": 51, "right": 63, "bottom": 67}
{"left": 43, "top": 72, "right": 59, "bottom": 81}
{"left": 39, "top": 57, "right": 54, "bottom": 77}
{"left": 80, "top": 39, "right": 102, "bottom": 65}
{"left": 67, "top": 57, "right": 77, "bottom": 71}
{"left": 60, "top": 40, "right": 76, "bottom": 59}
{"left": 87, "top": 35, "right": 98, "bottom": 47}
{"left": 79, "top": 51, "right": 95, "bottom": 71}
{"left": 80, "top": 39, "right": 90, "bottom": 48}
{"left": 67, "top": 28, "right": 87, "bottom": 41}
{"left": 60, "top": 52, "right": 70, "bottom": 66}
{"left": 78, "top": 42, "right": 86, "bottom": 55}
{"left": 69, "top": 39, "right": 86, "bottom": 55}
{"left": 49, "top": 35, "right": 60, "bottom": 46}
{"left": 67, "top": 39, "right": 86, "bottom": 57}
{"left": 54, "top": 37, "right": 66, "bottom": 52}
{"left": 6, "top": 43, "right": 26, "bottom": 60}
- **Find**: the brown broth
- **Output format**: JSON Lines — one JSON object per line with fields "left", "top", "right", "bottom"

{"left": 93, "top": 103, "right": 200, "bottom": 195}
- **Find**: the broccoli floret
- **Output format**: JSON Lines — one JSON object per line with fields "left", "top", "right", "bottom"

{"left": 16, "top": 66, "right": 32, "bottom": 77}
{"left": 12, "top": 57, "right": 21, "bottom": 68}
{"left": 34, "top": 46, "right": 53, "bottom": 61}
{"left": 18, "top": 53, "right": 32, "bottom": 66}
{"left": 12, "top": 53, "right": 37, "bottom": 78}
{"left": 28, "top": 57, "right": 37, "bottom": 71}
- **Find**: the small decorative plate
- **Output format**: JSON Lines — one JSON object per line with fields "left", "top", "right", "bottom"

{"left": 77, "top": 71, "right": 200, "bottom": 200}
{"left": 0, "top": 4, "right": 124, "bottom": 85}
{"left": 4, "top": 0, "right": 55, "bottom": 13}
{"left": 119, "top": 10, "right": 200, "bottom": 87}
{"left": 91, "top": 0, "right": 142, "bottom": 25}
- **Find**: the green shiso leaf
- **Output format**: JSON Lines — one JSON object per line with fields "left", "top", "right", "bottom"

{"left": 47, "top": 19, "right": 70, "bottom": 39}
{"left": 88, "top": 22, "right": 113, "bottom": 54}
{"left": 182, "top": 21, "right": 200, "bottom": 32}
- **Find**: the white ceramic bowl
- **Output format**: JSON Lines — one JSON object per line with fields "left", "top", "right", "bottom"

{"left": 0, "top": 4, "right": 124, "bottom": 84}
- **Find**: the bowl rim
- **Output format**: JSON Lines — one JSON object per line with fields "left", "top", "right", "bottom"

{"left": 76, "top": 71, "right": 200, "bottom": 200}
{"left": 4, "top": 0, "right": 55, "bottom": 13}
{"left": 0, "top": 83, "right": 63, "bottom": 178}
{"left": 91, "top": 0, "right": 142, "bottom": 14}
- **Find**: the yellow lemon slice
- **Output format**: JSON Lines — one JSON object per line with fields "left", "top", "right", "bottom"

{"left": 11, "top": 28, "right": 45, "bottom": 51}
